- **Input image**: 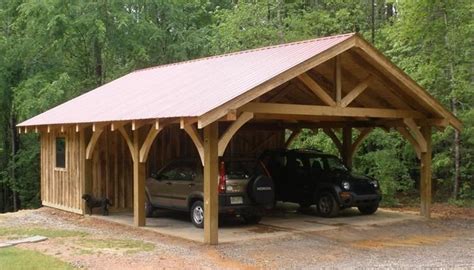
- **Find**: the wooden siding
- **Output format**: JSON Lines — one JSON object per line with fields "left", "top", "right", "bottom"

{"left": 40, "top": 123, "right": 284, "bottom": 214}
{"left": 41, "top": 127, "right": 83, "bottom": 212}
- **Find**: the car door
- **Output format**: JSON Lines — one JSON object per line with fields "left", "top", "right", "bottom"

{"left": 168, "top": 161, "right": 198, "bottom": 209}
{"left": 148, "top": 162, "right": 178, "bottom": 208}
{"left": 285, "top": 152, "right": 308, "bottom": 201}
{"left": 308, "top": 155, "right": 327, "bottom": 190}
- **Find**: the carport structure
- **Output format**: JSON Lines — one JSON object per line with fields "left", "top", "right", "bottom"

{"left": 18, "top": 33, "right": 461, "bottom": 245}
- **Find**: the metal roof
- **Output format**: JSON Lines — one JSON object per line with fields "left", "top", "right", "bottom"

{"left": 18, "top": 33, "right": 354, "bottom": 127}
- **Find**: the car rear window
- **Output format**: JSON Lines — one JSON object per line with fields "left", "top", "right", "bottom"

{"left": 224, "top": 160, "right": 261, "bottom": 180}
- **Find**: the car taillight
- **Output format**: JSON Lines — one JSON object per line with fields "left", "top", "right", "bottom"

{"left": 219, "top": 161, "right": 226, "bottom": 194}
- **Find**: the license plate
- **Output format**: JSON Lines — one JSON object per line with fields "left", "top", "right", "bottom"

{"left": 230, "top": 196, "right": 243, "bottom": 205}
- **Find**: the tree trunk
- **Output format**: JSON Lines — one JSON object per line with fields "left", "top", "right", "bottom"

{"left": 443, "top": 9, "right": 461, "bottom": 199}
{"left": 10, "top": 114, "right": 18, "bottom": 211}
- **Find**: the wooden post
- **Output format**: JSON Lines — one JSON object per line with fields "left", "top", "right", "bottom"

{"left": 342, "top": 127, "right": 352, "bottom": 169}
{"left": 81, "top": 129, "right": 93, "bottom": 215}
{"left": 133, "top": 129, "right": 146, "bottom": 226}
{"left": 203, "top": 122, "right": 218, "bottom": 245}
{"left": 420, "top": 126, "right": 432, "bottom": 218}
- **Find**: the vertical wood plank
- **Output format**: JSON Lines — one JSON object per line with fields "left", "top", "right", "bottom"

{"left": 203, "top": 122, "right": 218, "bottom": 245}
{"left": 335, "top": 55, "right": 342, "bottom": 105}
{"left": 420, "top": 126, "right": 432, "bottom": 218}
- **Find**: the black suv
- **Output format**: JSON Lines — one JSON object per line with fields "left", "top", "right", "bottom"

{"left": 260, "top": 149, "right": 382, "bottom": 217}
{"left": 145, "top": 159, "right": 275, "bottom": 228}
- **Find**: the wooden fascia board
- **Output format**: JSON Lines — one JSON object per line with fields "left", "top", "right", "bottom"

{"left": 354, "top": 34, "right": 462, "bottom": 131}
{"left": 240, "top": 102, "right": 425, "bottom": 119}
{"left": 197, "top": 36, "right": 357, "bottom": 129}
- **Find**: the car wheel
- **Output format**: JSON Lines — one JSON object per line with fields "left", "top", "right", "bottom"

{"left": 242, "top": 214, "right": 262, "bottom": 225}
{"left": 358, "top": 203, "right": 379, "bottom": 215}
{"left": 317, "top": 193, "right": 339, "bottom": 218}
{"left": 145, "top": 197, "right": 154, "bottom": 218}
{"left": 190, "top": 201, "right": 204, "bottom": 228}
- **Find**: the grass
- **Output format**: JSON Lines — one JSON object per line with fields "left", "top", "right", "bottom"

{"left": 0, "top": 247, "right": 73, "bottom": 270}
{"left": 76, "top": 238, "right": 154, "bottom": 254}
{"left": 0, "top": 227, "right": 88, "bottom": 239}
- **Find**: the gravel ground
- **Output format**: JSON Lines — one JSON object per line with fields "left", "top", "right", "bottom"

{"left": 0, "top": 207, "right": 473, "bottom": 269}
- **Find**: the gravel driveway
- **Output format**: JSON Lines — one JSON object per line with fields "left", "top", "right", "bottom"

{"left": 0, "top": 207, "right": 473, "bottom": 269}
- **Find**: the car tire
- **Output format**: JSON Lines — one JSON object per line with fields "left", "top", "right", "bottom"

{"left": 242, "top": 214, "right": 262, "bottom": 225}
{"left": 190, "top": 201, "right": 204, "bottom": 228}
{"left": 358, "top": 203, "right": 379, "bottom": 215}
{"left": 145, "top": 197, "right": 154, "bottom": 218}
{"left": 317, "top": 192, "right": 339, "bottom": 218}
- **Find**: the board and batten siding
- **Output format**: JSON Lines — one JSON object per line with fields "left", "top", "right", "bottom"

{"left": 40, "top": 123, "right": 284, "bottom": 215}
{"left": 41, "top": 127, "right": 84, "bottom": 214}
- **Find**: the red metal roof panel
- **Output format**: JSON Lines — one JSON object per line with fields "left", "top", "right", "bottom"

{"left": 18, "top": 33, "right": 355, "bottom": 126}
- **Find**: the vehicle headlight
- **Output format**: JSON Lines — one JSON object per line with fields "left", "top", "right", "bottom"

{"left": 342, "top": 181, "right": 351, "bottom": 190}
{"left": 370, "top": 180, "right": 379, "bottom": 188}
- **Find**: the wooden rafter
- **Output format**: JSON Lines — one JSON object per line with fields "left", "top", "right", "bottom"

{"left": 297, "top": 73, "right": 336, "bottom": 106}
{"left": 335, "top": 55, "right": 342, "bottom": 105}
{"left": 241, "top": 102, "right": 424, "bottom": 119}
{"left": 197, "top": 36, "right": 357, "bottom": 128}
{"left": 218, "top": 112, "right": 253, "bottom": 156}
{"left": 340, "top": 75, "right": 371, "bottom": 107}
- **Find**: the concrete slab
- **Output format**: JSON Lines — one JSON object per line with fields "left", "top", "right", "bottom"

{"left": 91, "top": 203, "right": 422, "bottom": 244}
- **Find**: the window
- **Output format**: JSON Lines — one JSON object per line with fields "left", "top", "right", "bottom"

{"left": 157, "top": 161, "right": 196, "bottom": 181}
{"left": 325, "top": 156, "right": 348, "bottom": 172}
{"left": 55, "top": 137, "right": 66, "bottom": 169}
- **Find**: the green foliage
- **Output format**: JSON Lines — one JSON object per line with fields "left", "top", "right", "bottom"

{"left": 0, "top": 0, "right": 472, "bottom": 211}
{"left": 0, "top": 226, "right": 88, "bottom": 238}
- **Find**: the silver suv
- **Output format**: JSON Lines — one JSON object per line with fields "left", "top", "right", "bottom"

{"left": 145, "top": 159, "right": 275, "bottom": 228}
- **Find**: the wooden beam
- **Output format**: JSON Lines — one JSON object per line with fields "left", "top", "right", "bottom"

{"left": 218, "top": 112, "right": 253, "bottom": 156}
{"left": 203, "top": 122, "right": 219, "bottom": 245}
{"left": 403, "top": 118, "right": 427, "bottom": 152}
{"left": 340, "top": 76, "right": 371, "bottom": 107}
{"left": 323, "top": 128, "right": 342, "bottom": 154}
{"left": 197, "top": 36, "right": 357, "bottom": 128}
{"left": 139, "top": 124, "right": 164, "bottom": 163}
{"left": 396, "top": 127, "right": 421, "bottom": 159}
{"left": 420, "top": 126, "right": 432, "bottom": 218}
{"left": 350, "top": 127, "right": 373, "bottom": 156}
{"left": 285, "top": 129, "right": 301, "bottom": 148}
{"left": 118, "top": 127, "right": 136, "bottom": 163}
{"left": 133, "top": 129, "right": 146, "bottom": 227}
{"left": 354, "top": 36, "right": 461, "bottom": 130}
{"left": 241, "top": 102, "right": 424, "bottom": 119}
{"left": 85, "top": 127, "right": 104, "bottom": 160}
{"left": 183, "top": 124, "right": 204, "bottom": 165}
{"left": 341, "top": 127, "right": 352, "bottom": 168}
{"left": 180, "top": 117, "right": 198, "bottom": 129}
{"left": 335, "top": 55, "right": 342, "bottom": 105}
{"left": 297, "top": 73, "right": 336, "bottom": 106}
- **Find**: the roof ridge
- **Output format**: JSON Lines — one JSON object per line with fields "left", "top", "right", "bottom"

{"left": 133, "top": 32, "right": 355, "bottom": 73}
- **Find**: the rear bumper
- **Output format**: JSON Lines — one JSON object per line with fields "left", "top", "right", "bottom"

{"left": 338, "top": 191, "right": 382, "bottom": 208}
{"left": 218, "top": 193, "right": 262, "bottom": 215}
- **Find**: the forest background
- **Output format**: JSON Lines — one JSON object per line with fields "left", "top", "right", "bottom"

{"left": 0, "top": 0, "right": 472, "bottom": 212}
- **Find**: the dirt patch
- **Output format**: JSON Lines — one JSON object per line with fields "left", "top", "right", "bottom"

{"left": 352, "top": 234, "right": 449, "bottom": 249}
{"left": 389, "top": 203, "right": 474, "bottom": 219}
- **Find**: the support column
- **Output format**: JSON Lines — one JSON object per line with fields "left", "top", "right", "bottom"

{"left": 133, "top": 129, "right": 146, "bottom": 226}
{"left": 203, "top": 122, "right": 218, "bottom": 245}
{"left": 81, "top": 129, "right": 93, "bottom": 215}
{"left": 342, "top": 127, "right": 352, "bottom": 169}
{"left": 420, "top": 126, "right": 432, "bottom": 218}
